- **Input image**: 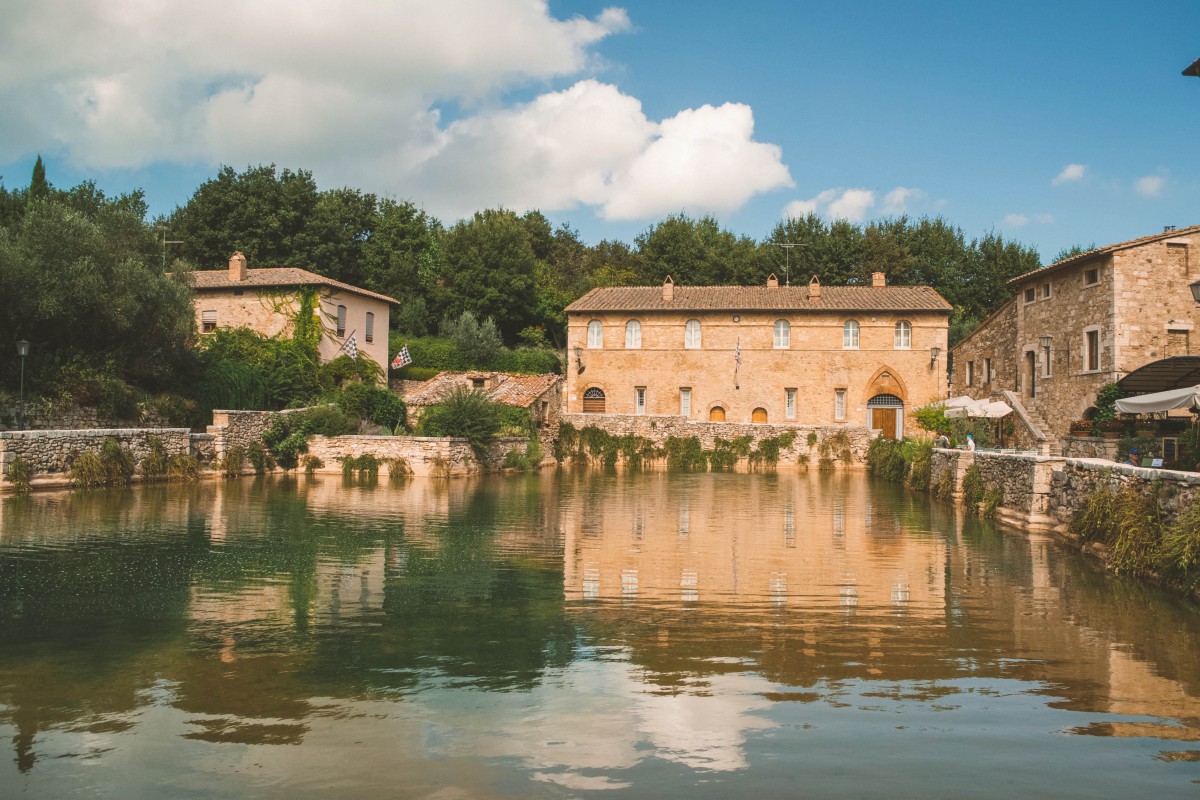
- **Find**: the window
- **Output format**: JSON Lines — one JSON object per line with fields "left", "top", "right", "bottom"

{"left": 1085, "top": 268, "right": 1099, "bottom": 286}
{"left": 709, "top": 406, "right": 726, "bottom": 422}
{"left": 365, "top": 312, "right": 375, "bottom": 343}
{"left": 1085, "top": 328, "right": 1100, "bottom": 372}
{"left": 894, "top": 320, "right": 911, "bottom": 349}
{"left": 834, "top": 390, "right": 846, "bottom": 420}
{"left": 984, "top": 358, "right": 992, "bottom": 384}
{"left": 842, "top": 320, "right": 859, "bottom": 349}
{"left": 967, "top": 361, "right": 975, "bottom": 386}
{"left": 635, "top": 387, "right": 646, "bottom": 415}
{"left": 471, "top": 378, "right": 485, "bottom": 389}
{"left": 582, "top": 387, "right": 606, "bottom": 413}
{"left": 1041, "top": 338, "right": 1052, "bottom": 378}
{"left": 1024, "top": 287, "right": 1036, "bottom": 303}
{"left": 684, "top": 319, "right": 701, "bottom": 349}
{"left": 587, "top": 320, "right": 603, "bottom": 348}
{"left": 201, "top": 310, "right": 217, "bottom": 333}
{"left": 625, "top": 320, "right": 641, "bottom": 349}
{"left": 774, "top": 319, "right": 791, "bottom": 349}
{"left": 785, "top": 388, "right": 797, "bottom": 419}
{"left": 680, "top": 387, "right": 692, "bottom": 417}
{"left": 1042, "top": 282, "right": 1052, "bottom": 299}
{"left": 336, "top": 305, "right": 347, "bottom": 337}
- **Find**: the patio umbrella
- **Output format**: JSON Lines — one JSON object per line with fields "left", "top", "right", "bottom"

{"left": 1114, "top": 385, "right": 1200, "bottom": 414}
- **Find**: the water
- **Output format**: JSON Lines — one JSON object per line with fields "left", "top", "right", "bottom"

{"left": 1, "top": 470, "right": 1199, "bottom": 798}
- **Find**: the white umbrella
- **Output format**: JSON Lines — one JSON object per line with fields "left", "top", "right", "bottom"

{"left": 1114, "top": 385, "right": 1200, "bottom": 414}
{"left": 944, "top": 399, "right": 1013, "bottom": 419}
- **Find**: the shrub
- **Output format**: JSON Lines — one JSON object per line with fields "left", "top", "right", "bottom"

{"left": 806, "top": 431, "right": 818, "bottom": 447}
{"left": 99, "top": 438, "right": 136, "bottom": 487}
{"left": 442, "top": 311, "right": 503, "bottom": 366}
{"left": 982, "top": 488, "right": 1003, "bottom": 519}
{"left": 247, "top": 441, "right": 274, "bottom": 474}
{"left": 69, "top": 450, "right": 106, "bottom": 489}
{"left": 301, "top": 454, "right": 324, "bottom": 475}
{"left": 664, "top": 436, "right": 706, "bottom": 471}
{"left": 140, "top": 436, "right": 170, "bottom": 480}
{"left": 6, "top": 456, "right": 32, "bottom": 493}
{"left": 503, "top": 449, "right": 534, "bottom": 471}
{"left": 318, "top": 354, "right": 383, "bottom": 390}
{"left": 418, "top": 388, "right": 502, "bottom": 454}
{"left": 961, "top": 465, "right": 985, "bottom": 509}
{"left": 387, "top": 457, "right": 412, "bottom": 477}
{"left": 167, "top": 454, "right": 199, "bottom": 483}
{"left": 907, "top": 439, "right": 934, "bottom": 490}
{"left": 1107, "top": 485, "right": 1164, "bottom": 575}
{"left": 341, "top": 454, "right": 381, "bottom": 478}
{"left": 1159, "top": 500, "right": 1200, "bottom": 591}
{"left": 867, "top": 437, "right": 908, "bottom": 482}
{"left": 395, "top": 366, "right": 441, "bottom": 382}
{"left": 218, "top": 446, "right": 245, "bottom": 478}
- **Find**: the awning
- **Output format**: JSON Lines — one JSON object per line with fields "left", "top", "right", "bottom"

{"left": 945, "top": 399, "right": 1013, "bottom": 419}
{"left": 1117, "top": 356, "right": 1200, "bottom": 394}
{"left": 1115, "top": 385, "right": 1200, "bottom": 414}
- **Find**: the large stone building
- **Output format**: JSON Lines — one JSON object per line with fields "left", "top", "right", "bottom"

{"left": 564, "top": 273, "right": 951, "bottom": 438}
{"left": 950, "top": 225, "right": 1200, "bottom": 439}
{"left": 188, "top": 252, "right": 398, "bottom": 371}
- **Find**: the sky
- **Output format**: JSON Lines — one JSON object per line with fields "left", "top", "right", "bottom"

{"left": 1, "top": 0, "right": 1197, "bottom": 264}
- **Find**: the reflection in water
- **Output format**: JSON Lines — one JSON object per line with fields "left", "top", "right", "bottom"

{"left": 0, "top": 471, "right": 1199, "bottom": 797}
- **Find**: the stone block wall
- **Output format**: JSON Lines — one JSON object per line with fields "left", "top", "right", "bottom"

{"left": 0, "top": 428, "right": 193, "bottom": 489}
{"left": 1061, "top": 436, "right": 1117, "bottom": 460}
{"left": 304, "top": 435, "right": 527, "bottom": 477}
{"left": 560, "top": 413, "right": 873, "bottom": 466}
{"left": 1049, "top": 459, "right": 1200, "bottom": 528}
{"left": 949, "top": 299, "right": 1019, "bottom": 399}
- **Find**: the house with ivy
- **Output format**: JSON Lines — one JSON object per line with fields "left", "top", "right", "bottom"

{"left": 187, "top": 252, "right": 398, "bottom": 372}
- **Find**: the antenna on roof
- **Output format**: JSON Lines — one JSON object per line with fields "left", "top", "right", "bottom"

{"left": 770, "top": 242, "right": 807, "bottom": 286}
{"left": 158, "top": 229, "right": 183, "bottom": 271}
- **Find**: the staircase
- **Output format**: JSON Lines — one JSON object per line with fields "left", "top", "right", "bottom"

{"left": 1002, "top": 390, "right": 1061, "bottom": 456}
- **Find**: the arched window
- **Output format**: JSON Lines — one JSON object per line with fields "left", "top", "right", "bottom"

{"left": 843, "top": 320, "right": 860, "bottom": 349}
{"left": 587, "top": 320, "right": 603, "bottom": 349}
{"left": 752, "top": 407, "right": 768, "bottom": 423}
{"left": 867, "top": 393, "right": 905, "bottom": 439}
{"left": 625, "top": 320, "right": 642, "bottom": 349}
{"left": 684, "top": 319, "right": 701, "bottom": 349}
{"left": 365, "top": 312, "right": 375, "bottom": 343}
{"left": 894, "top": 320, "right": 911, "bottom": 349}
{"left": 336, "top": 305, "right": 347, "bottom": 338}
{"left": 774, "top": 319, "right": 790, "bottom": 349}
{"left": 709, "top": 406, "right": 726, "bottom": 422}
{"left": 583, "top": 387, "right": 606, "bottom": 413}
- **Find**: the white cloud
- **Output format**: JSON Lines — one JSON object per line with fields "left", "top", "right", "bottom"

{"left": 1003, "top": 213, "right": 1029, "bottom": 227}
{"left": 1134, "top": 173, "right": 1166, "bottom": 197}
{"left": 0, "top": 0, "right": 792, "bottom": 222}
{"left": 1052, "top": 163, "right": 1086, "bottom": 185}
{"left": 783, "top": 185, "right": 922, "bottom": 224}
{"left": 1034, "top": 213, "right": 1054, "bottom": 224}
{"left": 880, "top": 186, "right": 924, "bottom": 216}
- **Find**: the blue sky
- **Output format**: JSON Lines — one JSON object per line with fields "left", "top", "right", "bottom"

{"left": 1, "top": 0, "right": 1197, "bottom": 264}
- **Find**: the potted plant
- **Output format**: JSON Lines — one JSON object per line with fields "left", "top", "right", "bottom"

{"left": 1069, "top": 420, "right": 1092, "bottom": 436}
{"left": 1097, "top": 419, "right": 1125, "bottom": 439}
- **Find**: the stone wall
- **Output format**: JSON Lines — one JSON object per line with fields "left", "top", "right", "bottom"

{"left": 1061, "top": 435, "right": 1117, "bottom": 460}
{"left": 561, "top": 413, "right": 873, "bottom": 466}
{"left": 0, "top": 428, "right": 193, "bottom": 490}
{"left": 1049, "top": 459, "right": 1200, "bottom": 529}
{"left": 949, "top": 299, "right": 1019, "bottom": 399}
{"left": 305, "top": 435, "right": 526, "bottom": 477}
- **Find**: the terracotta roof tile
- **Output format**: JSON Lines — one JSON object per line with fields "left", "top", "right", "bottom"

{"left": 185, "top": 267, "right": 399, "bottom": 305}
{"left": 405, "top": 372, "right": 560, "bottom": 408}
{"left": 565, "top": 284, "right": 951, "bottom": 313}
{"left": 1008, "top": 224, "right": 1200, "bottom": 285}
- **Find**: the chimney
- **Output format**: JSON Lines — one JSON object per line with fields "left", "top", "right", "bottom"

{"left": 872, "top": 271, "right": 886, "bottom": 288}
{"left": 662, "top": 275, "right": 674, "bottom": 302}
{"left": 766, "top": 273, "right": 779, "bottom": 288}
{"left": 807, "top": 275, "right": 821, "bottom": 299}
{"left": 229, "top": 251, "right": 248, "bottom": 281}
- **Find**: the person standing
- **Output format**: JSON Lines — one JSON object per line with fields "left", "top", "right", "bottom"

{"left": 966, "top": 434, "right": 976, "bottom": 452}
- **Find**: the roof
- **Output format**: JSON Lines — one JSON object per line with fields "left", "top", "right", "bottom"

{"left": 565, "top": 284, "right": 952, "bottom": 314}
{"left": 404, "top": 372, "right": 560, "bottom": 408}
{"left": 1009, "top": 225, "right": 1200, "bottom": 286}
{"left": 1117, "top": 356, "right": 1200, "bottom": 394}
{"left": 186, "top": 267, "right": 399, "bottom": 305}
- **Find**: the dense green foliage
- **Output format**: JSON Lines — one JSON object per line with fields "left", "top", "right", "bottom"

{"left": 417, "top": 388, "right": 503, "bottom": 454}
{"left": 388, "top": 330, "right": 561, "bottom": 376}
{"left": 554, "top": 421, "right": 801, "bottom": 471}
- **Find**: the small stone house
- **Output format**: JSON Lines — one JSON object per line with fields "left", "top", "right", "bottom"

{"left": 949, "top": 225, "right": 1200, "bottom": 438}
{"left": 404, "top": 372, "right": 562, "bottom": 431}
{"left": 187, "top": 252, "right": 399, "bottom": 372}
{"left": 563, "top": 273, "right": 951, "bottom": 438}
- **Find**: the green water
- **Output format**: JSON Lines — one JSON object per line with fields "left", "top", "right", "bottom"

{"left": 1, "top": 470, "right": 1199, "bottom": 798}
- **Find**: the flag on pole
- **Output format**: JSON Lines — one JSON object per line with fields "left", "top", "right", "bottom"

{"left": 391, "top": 345, "right": 412, "bottom": 369}
{"left": 339, "top": 333, "right": 358, "bottom": 360}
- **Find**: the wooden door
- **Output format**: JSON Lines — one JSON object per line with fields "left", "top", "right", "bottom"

{"left": 709, "top": 406, "right": 726, "bottom": 422}
{"left": 751, "top": 407, "right": 768, "bottom": 423}
{"left": 875, "top": 408, "right": 897, "bottom": 439}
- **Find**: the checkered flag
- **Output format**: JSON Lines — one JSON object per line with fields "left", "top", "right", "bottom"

{"left": 339, "top": 333, "right": 358, "bottom": 360}
{"left": 391, "top": 345, "right": 412, "bottom": 369}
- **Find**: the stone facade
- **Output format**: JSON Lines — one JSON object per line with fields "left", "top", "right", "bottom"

{"left": 565, "top": 276, "right": 949, "bottom": 439}
{"left": 0, "top": 428, "right": 193, "bottom": 490}
{"left": 305, "top": 435, "right": 527, "bottom": 477}
{"left": 951, "top": 226, "right": 1200, "bottom": 439}
{"left": 189, "top": 253, "right": 397, "bottom": 371}
{"left": 560, "top": 412, "right": 874, "bottom": 467}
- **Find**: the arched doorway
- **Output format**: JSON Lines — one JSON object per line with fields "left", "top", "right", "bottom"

{"left": 582, "top": 387, "right": 606, "bottom": 413}
{"left": 868, "top": 394, "right": 904, "bottom": 439}
{"left": 1025, "top": 350, "right": 1037, "bottom": 398}
{"left": 751, "top": 407, "right": 768, "bottom": 423}
{"left": 709, "top": 406, "right": 726, "bottom": 422}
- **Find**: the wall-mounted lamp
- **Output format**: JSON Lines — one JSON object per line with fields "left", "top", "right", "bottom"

{"left": 929, "top": 346, "right": 941, "bottom": 369}
{"left": 1190, "top": 279, "right": 1200, "bottom": 304}
{"left": 573, "top": 345, "right": 585, "bottom": 375}
{"left": 16, "top": 340, "right": 30, "bottom": 431}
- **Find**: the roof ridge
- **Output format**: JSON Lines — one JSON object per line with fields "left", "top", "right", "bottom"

{"left": 1009, "top": 224, "right": 1200, "bottom": 285}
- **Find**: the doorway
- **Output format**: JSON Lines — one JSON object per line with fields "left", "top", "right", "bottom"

{"left": 867, "top": 393, "right": 904, "bottom": 439}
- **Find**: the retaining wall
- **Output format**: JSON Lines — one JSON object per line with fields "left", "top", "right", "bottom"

{"left": 0, "top": 428, "right": 193, "bottom": 490}
{"left": 560, "top": 413, "right": 873, "bottom": 467}
{"left": 305, "top": 435, "right": 527, "bottom": 477}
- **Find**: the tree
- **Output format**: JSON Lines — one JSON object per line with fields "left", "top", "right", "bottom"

{"left": 29, "top": 156, "right": 49, "bottom": 202}
{"left": 1052, "top": 243, "right": 1096, "bottom": 263}
{"left": 441, "top": 310, "right": 502, "bottom": 367}
{"left": 635, "top": 213, "right": 760, "bottom": 286}
{"left": 440, "top": 209, "right": 537, "bottom": 342}
{"left": 360, "top": 198, "right": 442, "bottom": 303}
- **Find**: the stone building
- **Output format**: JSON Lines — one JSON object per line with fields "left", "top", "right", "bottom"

{"left": 564, "top": 274, "right": 950, "bottom": 438}
{"left": 187, "top": 252, "right": 398, "bottom": 371}
{"left": 950, "top": 225, "right": 1200, "bottom": 439}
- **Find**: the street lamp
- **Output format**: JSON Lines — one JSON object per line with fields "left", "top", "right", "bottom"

{"left": 929, "top": 346, "right": 941, "bottom": 369}
{"left": 16, "top": 340, "right": 29, "bottom": 431}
